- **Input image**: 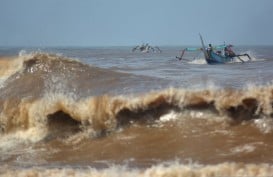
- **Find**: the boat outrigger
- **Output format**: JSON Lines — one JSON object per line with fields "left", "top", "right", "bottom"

{"left": 177, "top": 34, "right": 251, "bottom": 64}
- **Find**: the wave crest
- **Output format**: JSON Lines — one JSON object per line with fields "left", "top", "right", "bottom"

{"left": 0, "top": 86, "right": 272, "bottom": 139}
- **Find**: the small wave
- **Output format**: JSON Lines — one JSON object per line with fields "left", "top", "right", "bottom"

{"left": 188, "top": 58, "right": 207, "bottom": 64}
{"left": 230, "top": 143, "right": 262, "bottom": 154}
{"left": 0, "top": 52, "right": 81, "bottom": 80}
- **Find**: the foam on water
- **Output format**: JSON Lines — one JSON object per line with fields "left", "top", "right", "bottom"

{"left": 1, "top": 161, "right": 273, "bottom": 177}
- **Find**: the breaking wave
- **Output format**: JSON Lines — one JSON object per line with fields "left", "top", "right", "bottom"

{"left": 0, "top": 52, "right": 272, "bottom": 143}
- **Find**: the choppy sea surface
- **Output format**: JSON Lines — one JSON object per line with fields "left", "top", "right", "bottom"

{"left": 0, "top": 46, "right": 273, "bottom": 176}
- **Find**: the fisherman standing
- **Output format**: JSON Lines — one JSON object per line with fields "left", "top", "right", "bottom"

{"left": 207, "top": 44, "right": 213, "bottom": 57}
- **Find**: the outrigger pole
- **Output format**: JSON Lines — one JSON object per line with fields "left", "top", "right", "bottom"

{"left": 233, "top": 54, "right": 252, "bottom": 63}
{"left": 199, "top": 33, "right": 209, "bottom": 59}
{"left": 176, "top": 49, "right": 186, "bottom": 60}
{"left": 176, "top": 33, "right": 207, "bottom": 61}
{"left": 236, "top": 54, "right": 252, "bottom": 61}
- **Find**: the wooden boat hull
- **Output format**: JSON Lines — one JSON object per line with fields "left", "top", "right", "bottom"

{"left": 206, "top": 52, "right": 233, "bottom": 64}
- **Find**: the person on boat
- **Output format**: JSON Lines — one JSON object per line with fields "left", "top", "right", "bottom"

{"left": 207, "top": 44, "right": 212, "bottom": 51}
{"left": 206, "top": 44, "right": 213, "bottom": 57}
{"left": 224, "top": 45, "right": 236, "bottom": 57}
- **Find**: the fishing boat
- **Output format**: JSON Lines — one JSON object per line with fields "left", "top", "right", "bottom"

{"left": 177, "top": 34, "right": 251, "bottom": 64}
{"left": 132, "top": 43, "right": 162, "bottom": 53}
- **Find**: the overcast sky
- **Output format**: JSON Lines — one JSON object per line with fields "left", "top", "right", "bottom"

{"left": 1, "top": 0, "right": 273, "bottom": 46}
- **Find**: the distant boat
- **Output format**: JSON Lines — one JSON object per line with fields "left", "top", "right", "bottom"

{"left": 132, "top": 43, "right": 162, "bottom": 53}
{"left": 176, "top": 34, "right": 251, "bottom": 64}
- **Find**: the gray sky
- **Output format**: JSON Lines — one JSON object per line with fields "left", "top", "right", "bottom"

{"left": 1, "top": 0, "right": 273, "bottom": 46}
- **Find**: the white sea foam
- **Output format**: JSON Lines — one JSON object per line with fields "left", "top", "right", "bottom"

{"left": 159, "top": 111, "right": 178, "bottom": 122}
{"left": 230, "top": 144, "right": 256, "bottom": 154}
{"left": 1, "top": 161, "right": 273, "bottom": 177}
{"left": 188, "top": 58, "right": 207, "bottom": 64}
{"left": 0, "top": 127, "right": 47, "bottom": 151}
{"left": 254, "top": 118, "right": 273, "bottom": 133}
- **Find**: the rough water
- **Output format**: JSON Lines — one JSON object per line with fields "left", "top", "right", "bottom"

{"left": 0, "top": 46, "right": 273, "bottom": 176}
